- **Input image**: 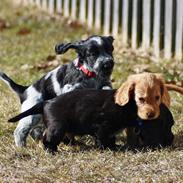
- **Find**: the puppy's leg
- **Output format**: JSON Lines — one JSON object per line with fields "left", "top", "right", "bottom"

{"left": 43, "top": 123, "right": 65, "bottom": 153}
{"left": 14, "top": 114, "right": 42, "bottom": 147}
{"left": 96, "top": 126, "right": 116, "bottom": 150}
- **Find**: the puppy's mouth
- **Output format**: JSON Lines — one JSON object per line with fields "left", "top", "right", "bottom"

{"left": 138, "top": 112, "right": 159, "bottom": 120}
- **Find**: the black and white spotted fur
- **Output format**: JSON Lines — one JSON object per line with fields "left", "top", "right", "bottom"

{"left": 0, "top": 35, "right": 114, "bottom": 147}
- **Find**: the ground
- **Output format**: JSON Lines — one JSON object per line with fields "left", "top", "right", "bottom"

{"left": 0, "top": 1, "right": 183, "bottom": 182}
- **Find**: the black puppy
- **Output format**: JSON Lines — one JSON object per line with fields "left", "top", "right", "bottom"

{"left": 126, "top": 104, "right": 174, "bottom": 149}
{"left": 0, "top": 35, "right": 114, "bottom": 147}
{"left": 9, "top": 89, "right": 138, "bottom": 152}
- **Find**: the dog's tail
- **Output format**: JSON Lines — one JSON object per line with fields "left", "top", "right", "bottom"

{"left": 0, "top": 71, "right": 28, "bottom": 97}
{"left": 165, "top": 83, "right": 183, "bottom": 94}
{"left": 8, "top": 102, "right": 44, "bottom": 122}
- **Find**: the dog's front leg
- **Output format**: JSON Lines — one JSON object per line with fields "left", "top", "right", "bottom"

{"left": 43, "top": 122, "right": 66, "bottom": 153}
{"left": 96, "top": 125, "right": 116, "bottom": 150}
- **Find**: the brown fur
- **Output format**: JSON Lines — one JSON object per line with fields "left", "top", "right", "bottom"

{"left": 115, "top": 73, "right": 170, "bottom": 120}
{"left": 165, "top": 83, "right": 183, "bottom": 94}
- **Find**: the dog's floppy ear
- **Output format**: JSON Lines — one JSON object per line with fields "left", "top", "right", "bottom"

{"left": 115, "top": 80, "right": 135, "bottom": 106}
{"left": 155, "top": 74, "right": 170, "bottom": 108}
{"left": 55, "top": 41, "right": 84, "bottom": 55}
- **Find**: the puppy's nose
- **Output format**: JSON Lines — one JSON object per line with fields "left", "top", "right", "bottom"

{"left": 146, "top": 112, "right": 155, "bottom": 119}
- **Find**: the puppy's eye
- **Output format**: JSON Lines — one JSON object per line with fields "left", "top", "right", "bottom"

{"left": 139, "top": 97, "right": 145, "bottom": 103}
{"left": 155, "top": 96, "right": 160, "bottom": 101}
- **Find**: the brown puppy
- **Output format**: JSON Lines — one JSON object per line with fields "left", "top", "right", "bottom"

{"left": 115, "top": 72, "right": 182, "bottom": 148}
{"left": 115, "top": 73, "right": 170, "bottom": 120}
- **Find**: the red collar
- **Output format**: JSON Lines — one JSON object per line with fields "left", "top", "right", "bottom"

{"left": 73, "top": 59, "right": 96, "bottom": 78}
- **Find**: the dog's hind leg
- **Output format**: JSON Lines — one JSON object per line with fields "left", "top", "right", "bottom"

{"left": 13, "top": 96, "right": 43, "bottom": 147}
{"left": 14, "top": 114, "right": 42, "bottom": 146}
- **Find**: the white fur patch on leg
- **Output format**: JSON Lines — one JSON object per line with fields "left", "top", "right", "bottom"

{"left": 14, "top": 86, "right": 43, "bottom": 147}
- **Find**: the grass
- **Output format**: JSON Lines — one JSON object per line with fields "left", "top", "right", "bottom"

{"left": 0, "top": 0, "right": 183, "bottom": 182}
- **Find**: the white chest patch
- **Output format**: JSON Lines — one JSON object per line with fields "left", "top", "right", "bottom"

{"left": 102, "top": 86, "right": 112, "bottom": 90}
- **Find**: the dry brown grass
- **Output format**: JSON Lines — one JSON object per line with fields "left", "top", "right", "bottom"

{"left": 0, "top": 1, "right": 183, "bottom": 182}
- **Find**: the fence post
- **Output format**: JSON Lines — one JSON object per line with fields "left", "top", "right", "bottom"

{"left": 132, "top": 0, "right": 138, "bottom": 49}
{"left": 142, "top": 0, "right": 151, "bottom": 50}
{"left": 28, "top": 0, "right": 34, "bottom": 4}
{"left": 175, "top": 0, "right": 183, "bottom": 60}
{"left": 79, "top": 0, "right": 86, "bottom": 23}
{"left": 42, "top": 0, "right": 47, "bottom": 10}
{"left": 112, "top": 0, "right": 119, "bottom": 36}
{"left": 22, "top": 0, "right": 29, "bottom": 5}
{"left": 153, "top": 0, "right": 161, "bottom": 58}
{"left": 71, "top": 0, "right": 77, "bottom": 20}
{"left": 35, "top": 0, "right": 41, "bottom": 7}
{"left": 122, "top": 0, "right": 129, "bottom": 46}
{"left": 64, "top": 0, "right": 70, "bottom": 17}
{"left": 56, "top": 0, "right": 62, "bottom": 14}
{"left": 104, "top": 0, "right": 111, "bottom": 35}
{"left": 164, "top": 0, "right": 173, "bottom": 59}
{"left": 95, "top": 0, "right": 101, "bottom": 30}
{"left": 88, "top": 0, "right": 94, "bottom": 28}
{"left": 48, "top": 0, "right": 54, "bottom": 14}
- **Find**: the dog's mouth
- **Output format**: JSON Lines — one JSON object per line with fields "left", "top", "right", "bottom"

{"left": 138, "top": 111, "right": 160, "bottom": 120}
{"left": 97, "top": 60, "right": 114, "bottom": 74}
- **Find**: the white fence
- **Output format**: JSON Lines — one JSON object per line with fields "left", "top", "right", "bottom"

{"left": 20, "top": 0, "right": 183, "bottom": 61}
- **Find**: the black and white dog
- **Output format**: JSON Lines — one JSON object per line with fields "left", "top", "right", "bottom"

{"left": 0, "top": 35, "right": 114, "bottom": 147}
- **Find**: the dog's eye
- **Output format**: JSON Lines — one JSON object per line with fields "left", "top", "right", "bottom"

{"left": 88, "top": 49, "right": 99, "bottom": 57}
{"left": 155, "top": 96, "right": 160, "bottom": 101}
{"left": 139, "top": 97, "right": 145, "bottom": 103}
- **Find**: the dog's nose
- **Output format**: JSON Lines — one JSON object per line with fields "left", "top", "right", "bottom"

{"left": 147, "top": 112, "right": 155, "bottom": 119}
{"left": 102, "top": 59, "right": 114, "bottom": 70}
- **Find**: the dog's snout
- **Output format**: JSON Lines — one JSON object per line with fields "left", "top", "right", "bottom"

{"left": 146, "top": 111, "right": 155, "bottom": 119}
{"left": 102, "top": 59, "right": 114, "bottom": 70}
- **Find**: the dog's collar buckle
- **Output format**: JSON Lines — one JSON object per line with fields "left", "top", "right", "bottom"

{"left": 73, "top": 59, "right": 96, "bottom": 78}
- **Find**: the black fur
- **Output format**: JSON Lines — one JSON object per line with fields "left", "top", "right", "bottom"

{"left": 9, "top": 89, "right": 138, "bottom": 152}
{"left": 127, "top": 104, "right": 174, "bottom": 148}
{"left": 9, "top": 90, "right": 175, "bottom": 152}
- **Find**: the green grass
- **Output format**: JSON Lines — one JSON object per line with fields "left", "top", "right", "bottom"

{"left": 0, "top": 0, "right": 183, "bottom": 182}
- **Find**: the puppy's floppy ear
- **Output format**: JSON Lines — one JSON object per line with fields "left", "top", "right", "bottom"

{"left": 55, "top": 41, "right": 84, "bottom": 55}
{"left": 155, "top": 74, "right": 170, "bottom": 108}
{"left": 115, "top": 80, "right": 135, "bottom": 106}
